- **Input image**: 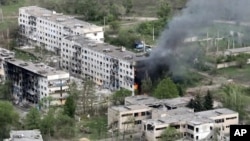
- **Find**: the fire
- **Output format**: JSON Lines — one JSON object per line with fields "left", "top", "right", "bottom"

{"left": 134, "top": 83, "right": 138, "bottom": 90}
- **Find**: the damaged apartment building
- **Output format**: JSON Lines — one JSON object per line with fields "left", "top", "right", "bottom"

{"left": 4, "top": 58, "right": 70, "bottom": 107}
{"left": 108, "top": 95, "right": 238, "bottom": 141}
{"left": 60, "top": 35, "right": 146, "bottom": 93}
{"left": 18, "top": 6, "right": 104, "bottom": 54}
{"left": 0, "top": 48, "right": 15, "bottom": 82}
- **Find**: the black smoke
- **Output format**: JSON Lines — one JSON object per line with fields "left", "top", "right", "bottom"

{"left": 140, "top": 0, "right": 250, "bottom": 81}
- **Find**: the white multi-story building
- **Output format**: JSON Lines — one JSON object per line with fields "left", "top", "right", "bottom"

{"left": 18, "top": 6, "right": 104, "bottom": 54}
{"left": 0, "top": 48, "right": 15, "bottom": 81}
{"left": 4, "top": 58, "right": 70, "bottom": 107}
{"left": 61, "top": 35, "right": 145, "bottom": 93}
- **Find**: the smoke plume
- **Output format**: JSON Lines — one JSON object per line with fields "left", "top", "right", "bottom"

{"left": 147, "top": 0, "right": 250, "bottom": 76}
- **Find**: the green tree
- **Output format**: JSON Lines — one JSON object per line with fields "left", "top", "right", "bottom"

{"left": 153, "top": 77, "right": 179, "bottom": 99}
{"left": 64, "top": 95, "right": 76, "bottom": 118}
{"left": 221, "top": 84, "right": 247, "bottom": 120}
{"left": 0, "top": 101, "right": 19, "bottom": 140}
{"left": 141, "top": 72, "right": 153, "bottom": 94}
{"left": 187, "top": 94, "right": 204, "bottom": 112}
{"left": 193, "top": 94, "right": 204, "bottom": 112}
{"left": 112, "top": 89, "right": 132, "bottom": 105}
{"left": 110, "top": 21, "right": 121, "bottom": 33}
{"left": 0, "top": 81, "right": 12, "bottom": 101}
{"left": 236, "top": 53, "right": 248, "bottom": 68}
{"left": 204, "top": 90, "right": 213, "bottom": 110}
{"left": 176, "top": 84, "right": 184, "bottom": 96}
{"left": 161, "top": 126, "right": 181, "bottom": 141}
{"left": 122, "top": 0, "right": 133, "bottom": 14}
{"left": 55, "top": 113, "right": 76, "bottom": 138}
{"left": 24, "top": 107, "right": 41, "bottom": 130}
{"left": 157, "top": 1, "right": 171, "bottom": 21}
{"left": 40, "top": 109, "right": 56, "bottom": 136}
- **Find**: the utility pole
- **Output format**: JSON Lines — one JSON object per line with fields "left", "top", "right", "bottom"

{"left": 152, "top": 25, "right": 155, "bottom": 41}
{"left": 216, "top": 31, "right": 219, "bottom": 54}
{"left": 206, "top": 32, "right": 209, "bottom": 53}
{"left": 7, "top": 28, "right": 9, "bottom": 50}
{"left": 227, "top": 38, "right": 230, "bottom": 50}
{"left": 103, "top": 17, "right": 106, "bottom": 32}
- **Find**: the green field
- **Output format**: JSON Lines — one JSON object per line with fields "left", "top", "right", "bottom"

{"left": 217, "top": 65, "right": 250, "bottom": 85}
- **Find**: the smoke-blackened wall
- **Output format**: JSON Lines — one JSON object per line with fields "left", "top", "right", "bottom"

{"left": 145, "top": 0, "right": 250, "bottom": 78}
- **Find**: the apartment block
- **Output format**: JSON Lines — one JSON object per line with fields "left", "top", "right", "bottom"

{"left": 108, "top": 105, "right": 152, "bottom": 132}
{"left": 4, "top": 58, "right": 70, "bottom": 107}
{"left": 0, "top": 48, "right": 15, "bottom": 81}
{"left": 18, "top": 6, "right": 104, "bottom": 54}
{"left": 60, "top": 35, "right": 145, "bottom": 92}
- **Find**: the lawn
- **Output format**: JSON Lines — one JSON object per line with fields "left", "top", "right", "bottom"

{"left": 216, "top": 65, "right": 250, "bottom": 85}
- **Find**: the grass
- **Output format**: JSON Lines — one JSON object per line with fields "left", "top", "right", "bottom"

{"left": 14, "top": 49, "right": 38, "bottom": 61}
{"left": 77, "top": 116, "right": 109, "bottom": 140}
{"left": 216, "top": 65, "right": 250, "bottom": 85}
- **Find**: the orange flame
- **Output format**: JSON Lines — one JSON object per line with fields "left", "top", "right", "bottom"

{"left": 134, "top": 83, "right": 138, "bottom": 90}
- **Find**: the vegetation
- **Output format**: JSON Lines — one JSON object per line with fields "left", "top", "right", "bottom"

{"left": 220, "top": 84, "right": 248, "bottom": 120}
{"left": 153, "top": 77, "right": 179, "bottom": 99}
{"left": 112, "top": 89, "right": 132, "bottom": 105}
{"left": 24, "top": 107, "right": 41, "bottom": 130}
{"left": 0, "top": 101, "right": 19, "bottom": 140}
{"left": 187, "top": 91, "right": 214, "bottom": 112}
{"left": 160, "top": 126, "right": 181, "bottom": 141}
{"left": 204, "top": 90, "right": 214, "bottom": 110}
{"left": 0, "top": 81, "right": 12, "bottom": 100}
{"left": 141, "top": 72, "right": 153, "bottom": 94}
{"left": 64, "top": 95, "right": 76, "bottom": 118}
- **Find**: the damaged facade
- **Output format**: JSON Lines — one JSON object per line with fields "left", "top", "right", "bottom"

{"left": 4, "top": 58, "right": 70, "bottom": 107}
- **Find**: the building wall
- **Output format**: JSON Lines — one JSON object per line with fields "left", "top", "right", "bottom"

{"left": 60, "top": 38, "right": 135, "bottom": 91}
{"left": 186, "top": 123, "right": 214, "bottom": 141}
{"left": 4, "top": 61, "right": 70, "bottom": 107}
{"left": 108, "top": 107, "right": 152, "bottom": 132}
{"left": 142, "top": 122, "right": 214, "bottom": 141}
{"left": 18, "top": 7, "right": 104, "bottom": 53}
{"left": 208, "top": 113, "right": 239, "bottom": 134}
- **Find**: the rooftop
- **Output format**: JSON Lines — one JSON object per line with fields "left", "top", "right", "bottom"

{"left": 20, "top": 6, "right": 102, "bottom": 31}
{"left": 111, "top": 104, "right": 151, "bottom": 112}
{"left": 152, "top": 107, "right": 194, "bottom": 118}
{"left": 9, "top": 130, "right": 43, "bottom": 141}
{"left": 158, "top": 97, "right": 193, "bottom": 107}
{"left": 5, "top": 58, "right": 69, "bottom": 77}
{"left": 196, "top": 108, "right": 238, "bottom": 118}
{"left": 125, "top": 95, "right": 158, "bottom": 105}
{"left": 0, "top": 48, "right": 15, "bottom": 60}
{"left": 65, "top": 35, "right": 147, "bottom": 62}
{"left": 144, "top": 113, "right": 213, "bottom": 126}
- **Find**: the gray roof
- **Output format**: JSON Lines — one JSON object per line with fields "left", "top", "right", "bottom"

{"left": 9, "top": 130, "right": 43, "bottom": 141}
{"left": 20, "top": 6, "right": 100, "bottom": 30}
{"left": 125, "top": 95, "right": 159, "bottom": 105}
{"left": 144, "top": 113, "right": 213, "bottom": 126}
{"left": 0, "top": 48, "right": 15, "bottom": 60}
{"left": 152, "top": 107, "right": 194, "bottom": 117}
{"left": 158, "top": 97, "right": 193, "bottom": 107}
{"left": 65, "top": 35, "right": 146, "bottom": 62}
{"left": 5, "top": 58, "right": 69, "bottom": 77}
{"left": 196, "top": 108, "right": 238, "bottom": 118}
{"left": 111, "top": 104, "right": 151, "bottom": 112}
